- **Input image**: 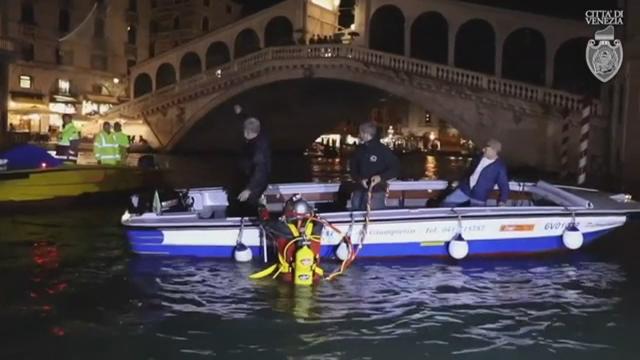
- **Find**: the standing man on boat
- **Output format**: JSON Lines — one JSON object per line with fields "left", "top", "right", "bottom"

{"left": 93, "top": 122, "right": 120, "bottom": 165}
{"left": 113, "top": 122, "right": 130, "bottom": 165}
{"left": 441, "top": 138, "right": 509, "bottom": 207}
{"left": 56, "top": 114, "right": 80, "bottom": 159}
{"left": 349, "top": 121, "right": 399, "bottom": 210}
{"left": 229, "top": 116, "right": 272, "bottom": 216}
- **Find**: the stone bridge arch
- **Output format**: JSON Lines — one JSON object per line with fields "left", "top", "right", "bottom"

{"left": 142, "top": 62, "right": 556, "bottom": 170}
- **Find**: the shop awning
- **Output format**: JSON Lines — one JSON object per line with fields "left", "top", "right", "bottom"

{"left": 9, "top": 107, "right": 57, "bottom": 115}
{"left": 83, "top": 94, "right": 120, "bottom": 104}
{"left": 50, "top": 94, "right": 80, "bottom": 103}
{"left": 10, "top": 91, "right": 45, "bottom": 105}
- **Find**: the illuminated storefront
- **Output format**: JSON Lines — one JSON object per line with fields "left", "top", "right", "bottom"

{"left": 81, "top": 94, "right": 119, "bottom": 117}
{"left": 8, "top": 91, "right": 48, "bottom": 133}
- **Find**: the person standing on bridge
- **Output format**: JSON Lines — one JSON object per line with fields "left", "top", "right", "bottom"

{"left": 441, "top": 139, "right": 509, "bottom": 207}
{"left": 228, "top": 116, "right": 272, "bottom": 217}
{"left": 349, "top": 121, "right": 399, "bottom": 211}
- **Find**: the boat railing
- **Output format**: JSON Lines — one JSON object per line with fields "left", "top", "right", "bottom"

{"left": 151, "top": 180, "right": 594, "bottom": 221}
{"left": 530, "top": 181, "right": 594, "bottom": 209}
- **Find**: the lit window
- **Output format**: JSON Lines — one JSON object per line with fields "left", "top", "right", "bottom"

{"left": 19, "top": 75, "right": 32, "bottom": 88}
{"left": 58, "top": 79, "right": 70, "bottom": 95}
{"left": 424, "top": 112, "right": 431, "bottom": 124}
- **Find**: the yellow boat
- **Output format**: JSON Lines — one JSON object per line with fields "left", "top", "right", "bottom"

{"left": 0, "top": 165, "right": 160, "bottom": 206}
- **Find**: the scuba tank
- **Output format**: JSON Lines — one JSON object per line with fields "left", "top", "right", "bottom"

{"left": 293, "top": 237, "right": 315, "bottom": 286}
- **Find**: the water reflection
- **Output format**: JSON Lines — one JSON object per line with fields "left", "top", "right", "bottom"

{"left": 129, "top": 255, "right": 626, "bottom": 356}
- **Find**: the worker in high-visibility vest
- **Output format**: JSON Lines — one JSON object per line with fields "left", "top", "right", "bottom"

{"left": 56, "top": 114, "right": 80, "bottom": 160}
{"left": 113, "top": 122, "right": 130, "bottom": 165}
{"left": 93, "top": 122, "right": 120, "bottom": 165}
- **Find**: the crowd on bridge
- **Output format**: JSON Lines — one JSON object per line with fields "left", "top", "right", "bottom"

{"left": 308, "top": 34, "right": 343, "bottom": 45}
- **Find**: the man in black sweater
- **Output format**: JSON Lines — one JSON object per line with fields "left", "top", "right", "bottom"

{"left": 349, "top": 121, "right": 399, "bottom": 210}
{"left": 228, "top": 114, "right": 272, "bottom": 217}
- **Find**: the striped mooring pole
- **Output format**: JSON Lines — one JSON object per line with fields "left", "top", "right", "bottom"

{"left": 577, "top": 99, "right": 593, "bottom": 185}
{"left": 559, "top": 107, "right": 571, "bottom": 180}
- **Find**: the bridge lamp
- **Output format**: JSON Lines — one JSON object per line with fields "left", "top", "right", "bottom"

{"left": 215, "top": 69, "right": 222, "bottom": 78}
{"left": 113, "top": 77, "right": 120, "bottom": 84}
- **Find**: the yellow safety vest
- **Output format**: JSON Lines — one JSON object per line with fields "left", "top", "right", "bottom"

{"left": 113, "top": 131, "right": 130, "bottom": 164}
{"left": 93, "top": 131, "right": 120, "bottom": 165}
{"left": 287, "top": 220, "right": 315, "bottom": 239}
{"left": 59, "top": 122, "right": 79, "bottom": 146}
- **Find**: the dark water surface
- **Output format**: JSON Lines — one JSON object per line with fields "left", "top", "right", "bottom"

{"left": 1, "top": 154, "right": 639, "bottom": 359}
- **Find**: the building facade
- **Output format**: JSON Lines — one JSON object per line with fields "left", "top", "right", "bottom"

{"left": 149, "top": 0, "right": 242, "bottom": 56}
{"left": 3, "top": 0, "right": 147, "bottom": 138}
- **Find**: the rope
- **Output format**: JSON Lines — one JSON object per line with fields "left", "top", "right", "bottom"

{"left": 326, "top": 182, "right": 373, "bottom": 280}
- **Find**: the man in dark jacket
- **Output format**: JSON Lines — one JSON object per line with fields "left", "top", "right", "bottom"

{"left": 229, "top": 116, "right": 271, "bottom": 216}
{"left": 349, "top": 121, "right": 400, "bottom": 210}
{"left": 442, "top": 139, "right": 509, "bottom": 207}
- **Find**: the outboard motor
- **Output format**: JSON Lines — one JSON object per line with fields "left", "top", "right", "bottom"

{"left": 129, "top": 188, "right": 192, "bottom": 215}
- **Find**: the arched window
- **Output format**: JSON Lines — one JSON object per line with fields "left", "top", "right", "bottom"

{"left": 369, "top": 5, "right": 405, "bottom": 55}
{"left": 264, "top": 16, "right": 294, "bottom": 47}
{"left": 454, "top": 19, "right": 495, "bottom": 74}
{"left": 94, "top": 18, "right": 105, "bottom": 38}
{"left": 410, "top": 12, "right": 448, "bottom": 64}
{"left": 502, "top": 28, "right": 546, "bottom": 85}
{"left": 128, "top": 0, "right": 137, "bottom": 12}
{"left": 128, "top": 25, "right": 137, "bottom": 45}
{"left": 58, "top": 9, "right": 70, "bottom": 33}
{"left": 21, "top": 2, "right": 35, "bottom": 24}
{"left": 234, "top": 29, "right": 260, "bottom": 58}
{"left": 202, "top": 17, "right": 210, "bottom": 32}
{"left": 150, "top": 20, "right": 158, "bottom": 34}
{"left": 134, "top": 73, "right": 153, "bottom": 98}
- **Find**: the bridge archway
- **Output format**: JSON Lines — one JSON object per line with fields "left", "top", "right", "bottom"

{"left": 156, "top": 63, "right": 177, "bottom": 89}
{"left": 264, "top": 16, "right": 294, "bottom": 47}
{"left": 502, "top": 28, "right": 545, "bottom": 85}
{"left": 169, "top": 71, "right": 503, "bottom": 156}
{"left": 554, "top": 37, "right": 600, "bottom": 97}
{"left": 455, "top": 19, "right": 495, "bottom": 74}
{"left": 410, "top": 11, "right": 448, "bottom": 64}
{"left": 369, "top": 5, "right": 405, "bottom": 55}
{"left": 133, "top": 73, "right": 152, "bottom": 98}
{"left": 206, "top": 41, "right": 231, "bottom": 69}
{"left": 234, "top": 28, "right": 261, "bottom": 58}
{"left": 180, "top": 52, "right": 202, "bottom": 80}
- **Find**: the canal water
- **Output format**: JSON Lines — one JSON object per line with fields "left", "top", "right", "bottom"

{"left": 1, "top": 154, "right": 639, "bottom": 359}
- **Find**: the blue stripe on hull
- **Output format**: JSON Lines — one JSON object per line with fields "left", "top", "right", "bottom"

{"left": 127, "top": 229, "right": 613, "bottom": 258}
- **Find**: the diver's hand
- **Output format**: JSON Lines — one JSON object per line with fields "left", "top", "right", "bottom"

{"left": 233, "top": 104, "right": 242, "bottom": 115}
{"left": 237, "top": 189, "right": 251, "bottom": 202}
{"left": 361, "top": 179, "right": 368, "bottom": 189}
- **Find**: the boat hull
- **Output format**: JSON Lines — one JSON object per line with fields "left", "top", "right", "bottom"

{"left": 0, "top": 165, "right": 159, "bottom": 203}
{"left": 125, "top": 214, "right": 625, "bottom": 259}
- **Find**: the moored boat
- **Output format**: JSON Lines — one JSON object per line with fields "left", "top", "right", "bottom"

{"left": 121, "top": 180, "right": 640, "bottom": 260}
{"left": 0, "top": 144, "right": 160, "bottom": 208}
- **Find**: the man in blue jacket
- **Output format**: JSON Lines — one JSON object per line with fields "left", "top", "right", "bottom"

{"left": 442, "top": 139, "right": 509, "bottom": 207}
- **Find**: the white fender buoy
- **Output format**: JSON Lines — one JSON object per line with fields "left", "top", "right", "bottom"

{"left": 234, "top": 243, "right": 253, "bottom": 262}
{"left": 335, "top": 241, "right": 351, "bottom": 261}
{"left": 448, "top": 233, "right": 469, "bottom": 260}
{"left": 562, "top": 224, "right": 584, "bottom": 250}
